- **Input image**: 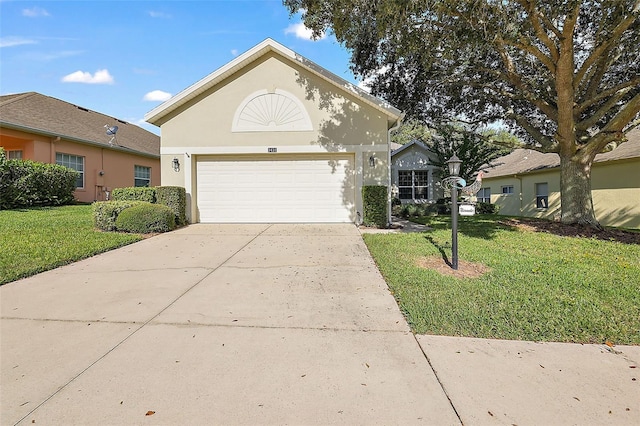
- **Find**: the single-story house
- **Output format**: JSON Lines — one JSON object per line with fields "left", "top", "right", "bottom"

{"left": 390, "top": 139, "right": 443, "bottom": 203}
{"left": 145, "top": 38, "right": 403, "bottom": 224}
{"left": 0, "top": 92, "right": 160, "bottom": 203}
{"left": 481, "top": 128, "right": 640, "bottom": 229}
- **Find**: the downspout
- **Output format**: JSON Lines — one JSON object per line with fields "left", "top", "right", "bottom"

{"left": 387, "top": 113, "right": 405, "bottom": 225}
{"left": 515, "top": 174, "right": 523, "bottom": 214}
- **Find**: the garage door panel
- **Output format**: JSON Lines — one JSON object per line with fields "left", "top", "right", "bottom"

{"left": 196, "top": 155, "right": 355, "bottom": 223}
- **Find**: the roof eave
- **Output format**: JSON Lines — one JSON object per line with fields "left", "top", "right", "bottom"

{"left": 0, "top": 121, "right": 160, "bottom": 159}
{"left": 144, "top": 38, "right": 402, "bottom": 126}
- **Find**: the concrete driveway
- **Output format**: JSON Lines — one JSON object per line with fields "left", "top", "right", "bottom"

{"left": 1, "top": 224, "right": 459, "bottom": 425}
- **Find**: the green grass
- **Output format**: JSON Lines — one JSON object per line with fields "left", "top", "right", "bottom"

{"left": 363, "top": 215, "right": 640, "bottom": 345}
{"left": 0, "top": 205, "right": 143, "bottom": 285}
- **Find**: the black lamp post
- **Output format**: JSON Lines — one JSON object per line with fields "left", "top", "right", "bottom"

{"left": 446, "top": 154, "right": 462, "bottom": 270}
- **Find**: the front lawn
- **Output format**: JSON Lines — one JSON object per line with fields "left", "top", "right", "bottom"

{"left": 0, "top": 205, "right": 143, "bottom": 285}
{"left": 363, "top": 215, "right": 640, "bottom": 345}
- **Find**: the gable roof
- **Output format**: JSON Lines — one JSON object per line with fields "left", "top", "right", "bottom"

{"left": 391, "top": 139, "right": 433, "bottom": 157}
{"left": 483, "top": 128, "right": 640, "bottom": 178}
{"left": 0, "top": 92, "right": 159, "bottom": 158}
{"left": 144, "top": 38, "right": 403, "bottom": 127}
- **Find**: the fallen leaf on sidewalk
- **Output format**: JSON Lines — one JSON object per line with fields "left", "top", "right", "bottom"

{"left": 145, "top": 411, "right": 155, "bottom": 416}
{"left": 605, "top": 340, "right": 614, "bottom": 347}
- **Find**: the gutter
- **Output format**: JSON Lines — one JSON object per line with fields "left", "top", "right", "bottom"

{"left": 387, "top": 113, "right": 405, "bottom": 225}
{"left": 0, "top": 121, "right": 160, "bottom": 160}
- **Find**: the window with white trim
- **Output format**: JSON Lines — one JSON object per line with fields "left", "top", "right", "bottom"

{"left": 502, "top": 185, "right": 514, "bottom": 195}
{"left": 134, "top": 165, "right": 151, "bottom": 187}
{"left": 56, "top": 152, "right": 84, "bottom": 188}
{"left": 7, "top": 150, "right": 23, "bottom": 159}
{"left": 536, "top": 182, "right": 548, "bottom": 209}
{"left": 477, "top": 187, "right": 491, "bottom": 203}
{"left": 398, "top": 170, "right": 428, "bottom": 200}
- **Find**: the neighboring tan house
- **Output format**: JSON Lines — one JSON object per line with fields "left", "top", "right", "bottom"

{"left": 481, "top": 128, "right": 640, "bottom": 229}
{"left": 390, "top": 139, "right": 443, "bottom": 203}
{"left": 145, "top": 38, "right": 403, "bottom": 224}
{"left": 0, "top": 92, "right": 160, "bottom": 203}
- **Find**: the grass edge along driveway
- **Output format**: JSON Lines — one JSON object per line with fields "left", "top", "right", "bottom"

{"left": 0, "top": 205, "right": 143, "bottom": 285}
{"left": 363, "top": 215, "right": 640, "bottom": 345}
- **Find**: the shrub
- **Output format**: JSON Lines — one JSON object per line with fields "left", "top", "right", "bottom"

{"left": 115, "top": 203, "right": 176, "bottom": 233}
{"left": 156, "top": 186, "right": 187, "bottom": 225}
{"left": 362, "top": 185, "right": 388, "bottom": 228}
{"left": 93, "top": 200, "right": 145, "bottom": 231}
{"left": 0, "top": 156, "right": 77, "bottom": 210}
{"left": 111, "top": 187, "right": 156, "bottom": 203}
{"left": 476, "top": 202, "right": 499, "bottom": 214}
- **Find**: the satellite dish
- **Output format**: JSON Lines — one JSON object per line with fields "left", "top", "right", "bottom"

{"left": 106, "top": 125, "right": 118, "bottom": 135}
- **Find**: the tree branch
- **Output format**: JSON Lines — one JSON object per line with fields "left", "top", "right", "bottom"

{"left": 506, "top": 111, "right": 556, "bottom": 151}
{"left": 577, "top": 77, "right": 640, "bottom": 114}
{"left": 574, "top": 5, "right": 639, "bottom": 88}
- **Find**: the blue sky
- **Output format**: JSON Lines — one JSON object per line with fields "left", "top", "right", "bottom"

{"left": 0, "top": 0, "right": 358, "bottom": 134}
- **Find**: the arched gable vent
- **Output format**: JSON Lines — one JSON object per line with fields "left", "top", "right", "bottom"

{"left": 232, "top": 89, "right": 313, "bottom": 132}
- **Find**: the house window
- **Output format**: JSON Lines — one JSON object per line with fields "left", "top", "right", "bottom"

{"left": 56, "top": 152, "right": 84, "bottom": 188}
{"left": 477, "top": 187, "right": 491, "bottom": 203}
{"left": 398, "top": 170, "right": 429, "bottom": 200}
{"left": 7, "top": 150, "right": 23, "bottom": 159}
{"left": 536, "top": 182, "right": 548, "bottom": 209}
{"left": 134, "top": 165, "right": 151, "bottom": 187}
{"left": 502, "top": 185, "right": 514, "bottom": 195}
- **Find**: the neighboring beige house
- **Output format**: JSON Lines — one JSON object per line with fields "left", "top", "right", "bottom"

{"left": 481, "top": 129, "right": 640, "bottom": 229}
{"left": 0, "top": 92, "right": 160, "bottom": 203}
{"left": 390, "top": 140, "right": 443, "bottom": 203}
{"left": 145, "top": 38, "right": 403, "bottom": 224}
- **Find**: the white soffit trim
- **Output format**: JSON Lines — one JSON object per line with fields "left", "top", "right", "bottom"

{"left": 160, "top": 145, "right": 390, "bottom": 155}
{"left": 144, "top": 38, "right": 402, "bottom": 126}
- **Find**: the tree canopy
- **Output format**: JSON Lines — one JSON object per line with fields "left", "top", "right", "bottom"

{"left": 285, "top": 0, "right": 640, "bottom": 227}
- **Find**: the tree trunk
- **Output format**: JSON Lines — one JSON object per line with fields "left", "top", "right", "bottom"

{"left": 559, "top": 151, "right": 601, "bottom": 228}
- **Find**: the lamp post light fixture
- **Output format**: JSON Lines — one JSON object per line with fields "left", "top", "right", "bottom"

{"left": 446, "top": 154, "right": 462, "bottom": 270}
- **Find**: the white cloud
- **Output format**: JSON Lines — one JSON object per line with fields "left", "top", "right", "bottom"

{"left": 231, "top": 49, "right": 238, "bottom": 56}
{"left": 22, "top": 7, "right": 50, "bottom": 17}
{"left": 284, "top": 23, "right": 325, "bottom": 40}
{"left": 0, "top": 36, "right": 37, "bottom": 48}
{"left": 149, "top": 11, "right": 172, "bottom": 19}
{"left": 143, "top": 90, "right": 172, "bottom": 102}
{"left": 61, "top": 69, "right": 115, "bottom": 84}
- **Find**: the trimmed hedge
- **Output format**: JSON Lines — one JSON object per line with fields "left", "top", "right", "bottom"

{"left": 115, "top": 203, "right": 176, "bottom": 233}
{"left": 111, "top": 187, "right": 156, "bottom": 203}
{"left": 93, "top": 200, "right": 145, "bottom": 231}
{"left": 0, "top": 149, "right": 78, "bottom": 209}
{"left": 362, "top": 185, "right": 388, "bottom": 228}
{"left": 156, "top": 186, "right": 187, "bottom": 226}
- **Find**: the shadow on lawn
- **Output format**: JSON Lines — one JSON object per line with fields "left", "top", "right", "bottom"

{"left": 416, "top": 214, "right": 515, "bottom": 240}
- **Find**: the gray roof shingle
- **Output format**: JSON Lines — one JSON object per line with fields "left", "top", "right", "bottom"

{"left": 483, "top": 128, "right": 640, "bottom": 178}
{"left": 0, "top": 92, "right": 159, "bottom": 158}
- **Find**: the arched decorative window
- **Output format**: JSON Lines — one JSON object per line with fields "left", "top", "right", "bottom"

{"left": 232, "top": 89, "right": 313, "bottom": 132}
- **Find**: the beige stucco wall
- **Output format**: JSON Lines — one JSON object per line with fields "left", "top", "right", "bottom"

{"left": 159, "top": 53, "right": 392, "bottom": 223}
{"left": 390, "top": 145, "right": 443, "bottom": 202}
{"left": 1, "top": 127, "right": 160, "bottom": 203}
{"left": 591, "top": 159, "right": 640, "bottom": 229}
{"left": 483, "top": 159, "right": 640, "bottom": 229}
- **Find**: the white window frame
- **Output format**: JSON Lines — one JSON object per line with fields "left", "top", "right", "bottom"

{"left": 134, "top": 165, "right": 151, "bottom": 187}
{"left": 535, "top": 182, "right": 549, "bottom": 209}
{"left": 477, "top": 187, "right": 491, "bottom": 203}
{"left": 7, "top": 150, "right": 23, "bottom": 159}
{"left": 398, "top": 170, "right": 429, "bottom": 200}
{"left": 56, "top": 152, "right": 84, "bottom": 189}
{"left": 501, "top": 185, "right": 514, "bottom": 195}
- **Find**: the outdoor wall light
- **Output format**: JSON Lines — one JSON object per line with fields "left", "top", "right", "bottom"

{"left": 369, "top": 155, "right": 376, "bottom": 167}
{"left": 172, "top": 157, "right": 180, "bottom": 172}
{"left": 446, "top": 153, "right": 462, "bottom": 177}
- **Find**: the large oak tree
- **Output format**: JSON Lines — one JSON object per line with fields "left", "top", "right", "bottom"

{"left": 285, "top": 0, "right": 640, "bottom": 227}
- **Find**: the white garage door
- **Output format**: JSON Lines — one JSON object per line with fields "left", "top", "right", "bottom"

{"left": 196, "top": 154, "right": 355, "bottom": 223}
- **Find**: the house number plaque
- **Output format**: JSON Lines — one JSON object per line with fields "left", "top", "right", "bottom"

{"left": 268, "top": 147, "right": 277, "bottom": 153}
